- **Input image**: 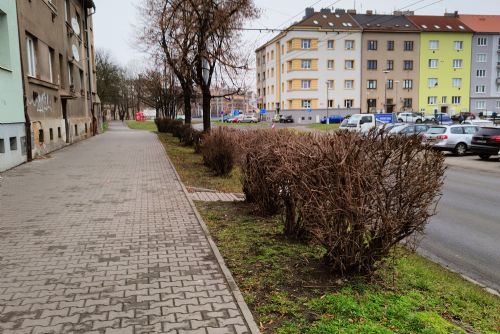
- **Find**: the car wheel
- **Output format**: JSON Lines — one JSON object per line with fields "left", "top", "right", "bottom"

{"left": 479, "top": 154, "right": 491, "bottom": 160}
{"left": 416, "top": 119, "right": 422, "bottom": 124}
{"left": 454, "top": 143, "right": 467, "bottom": 156}
{"left": 398, "top": 118, "right": 404, "bottom": 123}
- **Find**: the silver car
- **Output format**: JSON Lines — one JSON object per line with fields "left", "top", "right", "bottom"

{"left": 424, "top": 125, "right": 479, "bottom": 156}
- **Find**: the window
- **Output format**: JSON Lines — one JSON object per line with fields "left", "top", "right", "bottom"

{"left": 428, "top": 59, "right": 438, "bottom": 68}
{"left": 452, "top": 78, "right": 462, "bottom": 88}
{"left": 271, "top": 68, "right": 274, "bottom": 77}
{"left": 48, "top": 49, "right": 54, "bottom": 83}
{"left": 386, "top": 60, "right": 394, "bottom": 70}
{"left": 301, "top": 59, "right": 311, "bottom": 69}
{"left": 344, "top": 80, "right": 354, "bottom": 89}
{"left": 271, "top": 50, "right": 274, "bottom": 60}
{"left": 345, "top": 60, "right": 354, "bottom": 70}
{"left": 327, "top": 60, "right": 334, "bottom": 69}
{"left": 442, "top": 96, "right": 447, "bottom": 104}
{"left": 26, "top": 35, "right": 36, "bottom": 77}
{"left": 476, "top": 85, "right": 486, "bottom": 93}
{"left": 64, "top": 0, "right": 70, "bottom": 21}
{"left": 477, "top": 54, "right": 487, "bottom": 62}
{"left": 367, "top": 60, "right": 377, "bottom": 70}
{"left": 451, "top": 127, "right": 464, "bottom": 134}
{"left": 49, "top": 128, "right": 54, "bottom": 141}
{"left": 368, "top": 40, "right": 378, "bottom": 50}
{"left": 367, "top": 99, "right": 377, "bottom": 108}
{"left": 403, "top": 79, "right": 413, "bottom": 89}
{"left": 328, "top": 99, "right": 334, "bottom": 108}
{"left": 58, "top": 127, "right": 62, "bottom": 138}
{"left": 301, "top": 39, "right": 311, "bottom": 49}
{"left": 344, "top": 99, "right": 354, "bottom": 108}
{"left": 367, "top": 80, "right": 377, "bottom": 89}
{"left": 39, "top": 129, "right": 44, "bottom": 143}
{"left": 452, "top": 96, "right": 461, "bottom": 104}
{"left": 9, "top": 137, "right": 17, "bottom": 151}
{"left": 477, "top": 69, "right": 486, "bottom": 77}
{"left": 302, "top": 100, "right": 311, "bottom": 108}
{"left": 477, "top": 37, "right": 487, "bottom": 46}
{"left": 454, "top": 41, "right": 463, "bottom": 50}
{"left": 85, "top": 123, "right": 88, "bottom": 133}
{"left": 74, "top": 124, "right": 78, "bottom": 136}
{"left": 0, "top": 139, "right": 4, "bottom": 153}
{"left": 0, "top": 11, "right": 11, "bottom": 69}
{"left": 428, "top": 78, "right": 438, "bottom": 88}
{"left": 327, "top": 40, "right": 334, "bottom": 49}
{"left": 452, "top": 59, "right": 463, "bottom": 68}
{"left": 387, "top": 40, "right": 394, "bottom": 51}
{"left": 476, "top": 101, "right": 486, "bottom": 109}
{"left": 428, "top": 96, "right": 437, "bottom": 105}
{"left": 345, "top": 40, "right": 354, "bottom": 50}
{"left": 429, "top": 40, "right": 439, "bottom": 50}
{"left": 301, "top": 80, "right": 311, "bottom": 89}
{"left": 404, "top": 60, "right": 413, "bottom": 70}
{"left": 404, "top": 41, "right": 414, "bottom": 51}
{"left": 327, "top": 80, "right": 334, "bottom": 89}
{"left": 68, "top": 62, "right": 74, "bottom": 87}
{"left": 496, "top": 101, "right": 500, "bottom": 109}
{"left": 387, "top": 79, "right": 393, "bottom": 89}
{"left": 403, "top": 98, "right": 412, "bottom": 108}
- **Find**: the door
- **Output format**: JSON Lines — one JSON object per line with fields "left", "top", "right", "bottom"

{"left": 386, "top": 99, "right": 394, "bottom": 113}
{"left": 441, "top": 106, "right": 448, "bottom": 114}
{"left": 62, "top": 100, "right": 69, "bottom": 143}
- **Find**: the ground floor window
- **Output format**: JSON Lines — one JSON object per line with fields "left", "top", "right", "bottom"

{"left": 302, "top": 100, "right": 311, "bottom": 109}
{"left": 344, "top": 99, "right": 354, "bottom": 108}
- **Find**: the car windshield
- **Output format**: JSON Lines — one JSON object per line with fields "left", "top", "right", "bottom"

{"left": 427, "top": 127, "right": 447, "bottom": 134}
{"left": 389, "top": 125, "right": 406, "bottom": 133}
{"left": 347, "top": 115, "right": 362, "bottom": 125}
{"left": 340, "top": 119, "right": 348, "bottom": 126}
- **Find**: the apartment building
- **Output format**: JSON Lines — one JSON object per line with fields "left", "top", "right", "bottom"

{"left": 408, "top": 15, "right": 473, "bottom": 115}
{"left": 0, "top": 0, "right": 27, "bottom": 171}
{"left": 458, "top": 15, "right": 500, "bottom": 114}
{"left": 16, "top": 0, "right": 98, "bottom": 158}
{"left": 352, "top": 13, "right": 420, "bottom": 113}
{"left": 256, "top": 8, "right": 362, "bottom": 122}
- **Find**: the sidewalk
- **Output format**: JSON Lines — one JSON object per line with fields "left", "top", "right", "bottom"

{"left": 0, "top": 122, "right": 258, "bottom": 334}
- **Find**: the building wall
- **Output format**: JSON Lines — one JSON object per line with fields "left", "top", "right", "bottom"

{"left": 0, "top": 0, "right": 27, "bottom": 171}
{"left": 16, "top": 0, "right": 95, "bottom": 158}
{"left": 418, "top": 32, "right": 472, "bottom": 115}
{"left": 470, "top": 33, "right": 500, "bottom": 113}
{"left": 360, "top": 32, "right": 420, "bottom": 113}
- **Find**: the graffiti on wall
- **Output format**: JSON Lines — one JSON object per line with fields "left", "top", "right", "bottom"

{"left": 28, "top": 92, "right": 53, "bottom": 113}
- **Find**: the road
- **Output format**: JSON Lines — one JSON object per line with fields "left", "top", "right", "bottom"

{"left": 419, "top": 163, "right": 500, "bottom": 293}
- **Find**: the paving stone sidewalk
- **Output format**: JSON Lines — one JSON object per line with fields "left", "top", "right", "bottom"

{"left": 0, "top": 122, "right": 258, "bottom": 334}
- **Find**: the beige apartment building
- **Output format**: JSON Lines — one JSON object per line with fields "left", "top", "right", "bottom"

{"left": 17, "top": 0, "right": 99, "bottom": 158}
{"left": 352, "top": 13, "right": 421, "bottom": 113}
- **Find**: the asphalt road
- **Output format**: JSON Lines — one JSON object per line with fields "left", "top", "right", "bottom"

{"left": 419, "top": 164, "right": 500, "bottom": 293}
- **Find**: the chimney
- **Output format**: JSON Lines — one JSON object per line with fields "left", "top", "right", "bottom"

{"left": 393, "top": 10, "right": 403, "bottom": 16}
{"left": 347, "top": 9, "right": 357, "bottom": 14}
{"left": 320, "top": 8, "right": 331, "bottom": 14}
{"left": 366, "top": 10, "right": 373, "bottom": 15}
{"left": 304, "top": 7, "right": 314, "bottom": 19}
{"left": 335, "top": 8, "right": 346, "bottom": 14}
{"left": 444, "top": 11, "right": 459, "bottom": 17}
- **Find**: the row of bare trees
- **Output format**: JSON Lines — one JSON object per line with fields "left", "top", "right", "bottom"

{"left": 136, "top": 0, "right": 258, "bottom": 131}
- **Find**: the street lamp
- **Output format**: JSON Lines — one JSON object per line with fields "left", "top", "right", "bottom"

{"left": 395, "top": 80, "right": 400, "bottom": 113}
{"left": 326, "top": 81, "right": 329, "bottom": 124}
{"left": 383, "top": 70, "right": 390, "bottom": 113}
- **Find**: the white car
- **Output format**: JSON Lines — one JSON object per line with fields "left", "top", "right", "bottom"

{"left": 397, "top": 112, "right": 425, "bottom": 123}
{"left": 461, "top": 120, "right": 495, "bottom": 127}
{"left": 238, "top": 114, "right": 259, "bottom": 123}
{"left": 423, "top": 125, "right": 479, "bottom": 156}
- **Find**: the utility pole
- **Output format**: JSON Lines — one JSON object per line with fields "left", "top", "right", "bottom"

{"left": 326, "top": 81, "right": 329, "bottom": 124}
{"left": 383, "top": 70, "right": 390, "bottom": 113}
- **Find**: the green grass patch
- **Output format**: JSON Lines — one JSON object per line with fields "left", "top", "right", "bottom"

{"left": 306, "top": 123, "right": 341, "bottom": 131}
{"left": 127, "top": 120, "right": 157, "bottom": 131}
{"left": 196, "top": 201, "right": 500, "bottom": 334}
{"left": 158, "top": 133, "right": 242, "bottom": 193}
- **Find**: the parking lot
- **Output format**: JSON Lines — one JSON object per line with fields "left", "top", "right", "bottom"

{"left": 444, "top": 153, "right": 500, "bottom": 173}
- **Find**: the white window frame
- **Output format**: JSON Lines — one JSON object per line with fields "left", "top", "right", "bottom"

{"left": 301, "top": 80, "right": 311, "bottom": 89}
{"left": 301, "top": 39, "right": 311, "bottom": 49}
{"left": 301, "top": 59, "right": 311, "bottom": 69}
{"left": 476, "top": 101, "right": 486, "bottom": 109}
{"left": 327, "top": 59, "right": 334, "bottom": 69}
{"left": 327, "top": 80, "right": 334, "bottom": 89}
{"left": 496, "top": 101, "right": 500, "bottom": 109}
{"left": 428, "top": 78, "right": 438, "bottom": 88}
{"left": 345, "top": 60, "right": 354, "bottom": 70}
{"left": 477, "top": 53, "right": 487, "bottom": 62}
{"left": 452, "top": 96, "right": 461, "bottom": 104}
{"left": 454, "top": 41, "right": 463, "bottom": 51}
{"left": 442, "top": 96, "right": 447, "bottom": 104}
{"left": 345, "top": 40, "right": 354, "bottom": 50}
{"left": 367, "top": 80, "right": 377, "bottom": 89}
{"left": 476, "top": 85, "right": 486, "bottom": 93}
{"left": 428, "top": 96, "right": 437, "bottom": 105}
{"left": 403, "top": 79, "right": 412, "bottom": 89}
{"left": 429, "top": 40, "right": 439, "bottom": 50}
{"left": 344, "top": 80, "right": 353, "bottom": 90}
{"left": 48, "top": 50, "right": 53, "bottom": 83}
{"left": 26, "top": 36, "right": 36, "bottom": 77}
{"left": 452, "top": 78, "right": 462, "bottom": 88}
{"left": 477, "top": 37, "right": 487, "bottom": 46}
{"left": 344, "top": 99, "right": 354, "bottom": 108}
{"left": 327, "top": 40, "right": 334, "bottom": 49}
{"left": 428, "top": 59, "right": 438, "bottom": 68}
{"left": 477, "top": 69, "right": 486, "bottom": 77}
{"left": 452, "top": 59, "right": 463, "bottom": 69}
{"left": 302, "top": 100, "right": 311, "bottom": 108}
{"left": 68, "top": 63, "right": 73, "bottom": 86}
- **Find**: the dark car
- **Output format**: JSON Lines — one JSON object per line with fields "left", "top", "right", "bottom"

{"left": 279, "top": 115, "right": 294, "bottom": 123}
{"left": 320, "top": 115, "right": 344, "bottom": 124}
{"left": 451, "top": 112, "right": 476, "bottom": 122}
{"left": 470, "top": 127, "right": 500, "bottom": 160}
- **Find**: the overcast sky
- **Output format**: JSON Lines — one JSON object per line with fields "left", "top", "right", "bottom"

{"left": 94, "top": 0, "right": 500, "bottom": 67}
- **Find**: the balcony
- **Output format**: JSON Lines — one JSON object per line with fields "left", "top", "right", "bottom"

{"left": 496, "top": 78, "right": 500, "bottom": 85}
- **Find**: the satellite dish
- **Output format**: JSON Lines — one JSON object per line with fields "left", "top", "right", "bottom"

{"left": 71, "top": 17, "right": 80, "bottom": 35}
{"left": 72, "top": 45, "right": 80, "bottom": 62}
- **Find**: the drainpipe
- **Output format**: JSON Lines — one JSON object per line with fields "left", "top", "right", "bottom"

{"left": 15, "top": 0, "right": 32, "bottom": 161}
{"left": 82, "top": 0, "right": 96, "bottom": 135}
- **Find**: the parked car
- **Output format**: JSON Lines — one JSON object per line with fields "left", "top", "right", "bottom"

{"left": 238, "top": 114, "right": 259, "bottom": 123}
{"left": 272, "top": 115, "right": 281, "bottom": 123}
{"left": 423, "top": 125, "right": 479, "bottom": 156}
{"left": 470, "top": 127, "right": 500, "bottom": 160}
{"left": 461, "top": 119, "right": 495, "bottom": 127}
{"left": 397, "top": 112, "right": 425, "bottom": 123}
{"left": 424, "top": 113, "right": 454, "bottom": 125}
{"left": 342, "top": 113, "right": 397, "bottom": 132}
{"left": 279, "top": 115, "right": 294, "bottom": 123}
{"left": 222, "top": 115, "right": 232, "bottom": 123}
{"left": 320, "top": 115, "right": 344, "bottom": 124}
{"left": 451, "top": 112, "right": 476, "bottom": 122}
{"left": 389, "top": 124, "right": 430, "bottom": 136}
{"left": 229, "top": 115, "right": 244, "bottom": 123}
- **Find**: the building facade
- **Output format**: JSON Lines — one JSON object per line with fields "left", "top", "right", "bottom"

{"left": 408, "top": 15, "right": 473, "bottom": 115}
{"left": 352, "top": 13, "right": 421, "bottom": 114}
{"left": 0, "top": 0, "right": 27, "bottom": 171}
{"left": 458, "top": 15, "right": 500, "bottom": 114}
{"left": 256, "top": 8, "right": 362, "bottom": 123}
{"left": 16, "top": 0, "right": 98, "bottom": 158}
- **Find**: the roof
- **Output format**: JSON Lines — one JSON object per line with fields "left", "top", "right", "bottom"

{"left": 294, "top": 12, "right": 362, "bottom": 31}
{"left": 407, "top": 15, "right": 473, "bottom": 32}
{"left": 351, "top": 14, "right": 420, "bottom": 32}
{"left": 458, "top": 15, "right": 500, "bottom": 33}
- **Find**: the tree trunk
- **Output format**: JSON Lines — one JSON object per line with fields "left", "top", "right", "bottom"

{"left": 183, "top": 88, "right": 192, "bottom": 125}
{"left": 202, "top": 87, "right": 211, "bottom": 132}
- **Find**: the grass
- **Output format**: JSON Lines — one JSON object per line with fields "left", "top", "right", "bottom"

{"left": 306, "top": 123, "right": 341, "bottom": 131}
{"left": 158, "top": 133, "right": 242, "bottom": 193}
{"left": 197, "top": 201, "right": 500, "bottom": 334}
{"left": 126, "top": 120, "right": 157, "bottom": 131}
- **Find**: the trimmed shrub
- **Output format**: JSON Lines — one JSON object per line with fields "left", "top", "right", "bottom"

{"left": 201, "top": 128, "right": 237, "bottom": 176}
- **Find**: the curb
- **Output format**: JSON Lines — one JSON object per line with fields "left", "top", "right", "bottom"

{"left": 159, "top": 136, "right": 261, "bottom": 334}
